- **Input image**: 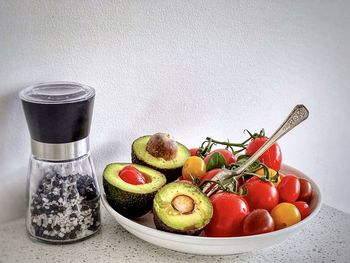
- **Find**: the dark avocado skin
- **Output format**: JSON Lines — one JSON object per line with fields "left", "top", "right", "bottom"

{"left": 131, "top": 151, "right": 182, "bottom": 183}
{"left": 103, "top": 177, "right": 156, "bottom": 218}
{"left": 153, "top": 209, "right": 203, "bottom": 236}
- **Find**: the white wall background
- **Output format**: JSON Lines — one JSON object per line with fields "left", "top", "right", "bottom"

{"left": 0, "top": 0, "right": 349, "bottom": 223}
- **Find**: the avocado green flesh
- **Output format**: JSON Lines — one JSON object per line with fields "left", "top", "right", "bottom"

{"left": 132, "top": 136, "right": 190, "bottom": 169}
{"left": 153, "top": 182, "right": 213, "bottom": 231}
{"left": 103, "top": 163, "right": 166, "bottom": 194}
{"left": 103, "top": 163, "right": 166, "bottom": 218}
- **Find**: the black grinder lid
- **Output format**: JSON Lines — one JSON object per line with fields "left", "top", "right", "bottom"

{"left": 20, "top": 82, "right": 95, "bottom": 144}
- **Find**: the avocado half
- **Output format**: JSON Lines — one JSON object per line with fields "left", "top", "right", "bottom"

{"left": 131, "top": 135, "right": 191, "bottom": 183}
{"left": 153, "top": 181, "right": 213, "bottom": 235}
{"left": 103, "top": 163, "right": 166, "bottom": 218}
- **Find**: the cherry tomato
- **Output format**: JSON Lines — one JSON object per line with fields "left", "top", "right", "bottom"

{"left": 293, "top": 201, "right": 311, "bottom": 219}
{"left": 199, "top": 168, "right": 222, "bottom": 191}
{"left": 201, "top": 168, "right": 248, "bottom": 189}
{"left": 120, "top": 165, "right": 142, "bottom": 174}
{"left": 177, "top": 180, "right": 193, "bottom": 185}
{"left": 204, "top": 149, "right": 237, "bottom": 166}
{"left": 244, "top": 177, "right": 279, "bottom": 211}
{"left": 278, "top": 175, "right": 300, "bottom": 203}
{"left": 182, "top": 156, "right": 206, "bottom": 181}
{"left": 200, "top": 168, "right": 222, "bottom": 184}
{"left": 177, "top": 175, "right": 191, "bottom": 182}
{"left": 243, "top": 209, "right": 275, "bottom": 235}
{"left": 119, "top": 165, "right": 146, "bottom": 185}
{"left": 271, "top": 202, "right": 301, "bottom": 230}
{"left": 277, "top": 173, "right": 286, "bottom": 188}
{"left": 189, "top": 148, "right": 200, "bottom": 156}
{"left": 246, "top": 137, "right": 282, "bottom": 171}
{"left": 255, "top": 168, "right": 281, "bottom": 187}
{"left": 256, "top": 167, "right": 277, "bottom": 177}
{"left": 204, "top": 192, "right": 249, "bottom": 237}
{"left": 298, "top": 178, "right": 312, "bottom": 203}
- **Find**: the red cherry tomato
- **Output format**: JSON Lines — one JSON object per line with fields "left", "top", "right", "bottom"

{"left": 177, "top": 180, "right": 193, "bottom": 185}
{"left": 278, "top": 175, "right": 300, "bottom": 203}
{"left": 119, "top": 166, "right": 146, "bottom": 185}
{"left": 246, "top": 137, "right": 282, "bottom": 171}
{"left": 294, "top": 201, "right": 311, "bottom": 219}
{"left": 278, "top": 173, "right": 286, "bottom": 186}
{"left": 243, "top": 209, "right": 275, "bottom": 235}
{"left": 298, "top": 178, "right": 312, "bottom": 203}
{"left": 120, "top": 165, "right": 142, "bottom": 174}
{"left": 189, "top": 148, "right": 200, "bottom": 156}
{"left": 177, "top": 175, "right": 184, "bottom": 181}
{"left": 199, "top": 168, "right": 222, "bottom": 191}
{"left": 204, "top": 192, "right": 249, "bottom": 237}
{"left": 204, "top": 149, "right": 237, "bottom": 166}
{"left": 200, "top": 168, "right": 222, "bottom": 183}
{"left": 244, "top": 177, "right": 279, "bottom": 211}
{"left": 177, "top": 175, "right": 194, "bottom": 183}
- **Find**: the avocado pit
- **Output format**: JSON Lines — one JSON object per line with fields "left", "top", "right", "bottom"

{"left": 153, "top": 181, "right": 213, "bottom": 235}
{"left": 171, "top": 195, "right": 195, "bottom": 214}
{"left": 146, "top": 133, "right": 178, "bottom": 161}
{"left": 132, "top": 134, "right": 191, "bottom": 183}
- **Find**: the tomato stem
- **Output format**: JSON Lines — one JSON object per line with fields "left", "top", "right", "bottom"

{"left": 198, "top": 134, "right": 253, "bottom": 157}
{"left": 244, "top": 128, "right": 265, "bottom": 139}
{"left": 205, "top": 137, "right": 250, "bottom": 148}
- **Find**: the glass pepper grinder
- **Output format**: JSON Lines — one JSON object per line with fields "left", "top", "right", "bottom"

{"left": 20, "top": 81, "right": 101, "bottom": 243}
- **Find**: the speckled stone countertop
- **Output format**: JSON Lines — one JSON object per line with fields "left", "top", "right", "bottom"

{"left": 0, "top": 204, "right": 349, "bottom": 263}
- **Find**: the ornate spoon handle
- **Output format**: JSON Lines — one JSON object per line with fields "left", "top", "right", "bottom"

{"left": 203, "top": 105, "right": 310, "bottom": 196}
{"left": 233, "top": 104, "right": 309, "bottom": 175}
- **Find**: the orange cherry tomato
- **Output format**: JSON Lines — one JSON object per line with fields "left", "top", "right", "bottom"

{"left": 255, "top": 168, "right": 281, "bottom": 187}
{"left": 271, "top": 202, "right": 301, "bottom": 230}
{"left": 182, "top": 156, "right": 206, "bottom": 181}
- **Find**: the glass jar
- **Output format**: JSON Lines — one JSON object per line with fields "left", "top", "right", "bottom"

{"left": 20, "top": 82, "right": 101, "bottom": 243}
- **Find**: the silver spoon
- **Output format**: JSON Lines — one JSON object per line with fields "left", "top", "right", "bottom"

{"left": 202, "top": 104, "right": 309, "bottom": 197}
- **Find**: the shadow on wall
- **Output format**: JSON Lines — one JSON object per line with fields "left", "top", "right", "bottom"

{"left": 0, "top": 87, "right": 30, "bottom": 223}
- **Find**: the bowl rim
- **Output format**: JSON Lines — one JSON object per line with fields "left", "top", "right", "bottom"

{"left": 101, "top": 163, "right": 322, "bottom": 244}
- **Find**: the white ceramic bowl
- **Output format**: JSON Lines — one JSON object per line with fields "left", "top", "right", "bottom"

{"left": 102, "top": 164, "right": 322, "bottom": 255}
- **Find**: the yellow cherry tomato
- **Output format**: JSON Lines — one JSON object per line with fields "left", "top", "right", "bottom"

{"left": 182, "top": 156, "right": 206, "bottom": 181}
{"left": 271, "top": 202, "right": 301, "bottom": 230}
{"left": 256, "top": 168, "right": 281, "bottom": 187}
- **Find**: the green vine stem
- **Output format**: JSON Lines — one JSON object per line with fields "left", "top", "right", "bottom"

{"left": 196, "top": 128, "right": 266, "bottom": 157}
{"left": 194, "top": 128, "right": 273, "bottom": 194}
{"left": 205, "top": 137, "right": 252, "bottom": 148}
{"left": 198, "top": 136, "right": 253, "bottom": 157}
